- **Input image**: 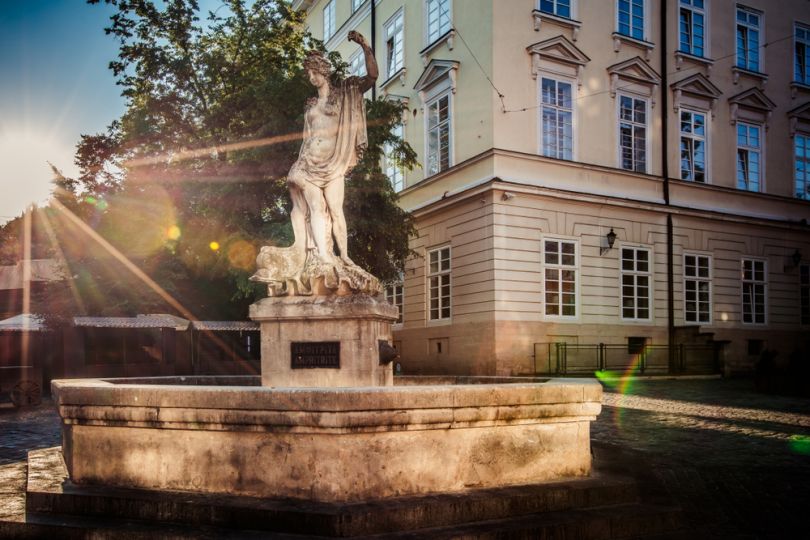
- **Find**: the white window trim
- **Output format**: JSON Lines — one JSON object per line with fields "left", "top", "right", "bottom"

{"left": 795, "top": 131, "right": 810, "bottom": 199}
{"left": 423, "top": 86, "right": 454, "bottom": 178}
{"left": 682, "top": 252, "right": 713, "bottom": 325}
{"left": 384, "top": 123, "right": 405, "bottom": 192}
{"left": 795, "top": 21, "right": 810, "bottom": 85}
{"left": 741, "top": 257, "right": 768, "bottom": 326}
{"left": 538, "top": 75, "right": 577, "bottom": 161}
{"left": 736, "top": 121, "right": 764, "bottom": 192}
{"left": 616, "top": 93, "right": 651, "bottom": 175}
{"left": 735, "top": 4, "right": 764, "bottom": 73}
{"left": 619, "top": 244, "right": 653, "bottom": 322}
{"left": 424, "top": 0, "right": 452, "bottom": 48}
{"left": 348, "top": 47, "right": 367, "bottom": 77}
{"left": 384, "top": 8, "right": 405, "bottom": 80}
{"left": 386, "top": 280, "right": 405, "bottom": 327}
{"left": 678, "top": 107, "right": 710, "bottom": 183}
{"left": 427, "top": 245, "right": 452, "bottom": 324}
{"left": 615, "top": 0, "right": 649, "bottom": 42}
{"left": 323, "top": 0, "right": 336, "bottom": 42}
{"left": 351, "top": 0, "right": 364, "bottom": 13}
{"left": 541, "top": 235, "right": 580, "bottom": 322}
{"left": 679, "top": 0, "right": 710, "bottom": 59}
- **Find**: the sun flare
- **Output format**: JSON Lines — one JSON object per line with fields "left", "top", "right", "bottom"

{"left": 0, "top": 128, "right": 75, "bottom": 221}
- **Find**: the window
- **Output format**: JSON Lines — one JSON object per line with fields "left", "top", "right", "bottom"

{"left": 801, "top": 264, "right": 809, "bottom": 325}
{"left": 619, "top": 95, "right": 648, "bottom": 173}
{"left": 736, "top": 123, "right": 761, "bottom": 192}
{"left": 621, "top": 247, "right": 651, "bottom": 320}
{"left": 539, "top": 0, "right": 571, "bottom": 18}
{"left": 544, "top": 239, "right": 577, "bottom": 317}
{"left": 679, "top": 0, "right": 706, "bottom": 57}
{"left": 323, "top": 0, "right": 335, "bottom": 41}
{"left": 426, "top": 0, "right": 451, "bottom": 44}
{"left": 352, "top": 0, "right": 364, "bottom": 12}
{"left": 428, "top": 246, "right": 451, "bottom": 321}
{"left": 348, "top": 49, "right": 366, "bottom": 77}
{"left": 426, "top": 92, "right": 451, "bottom": 176}
{"left": 680, "top": 110, "right": 707, "bottom": 182}
{"left": 736, "top": 6, "right": 761, "bottom": 72}
{"left": 797, "top": 24, "right": 810, "bottom": 85}
{"left": 684, "top": 254, "right": 711, "bottom": 323}
{"left": 540, "top": 77, "right": 574, "bottom": 160}
{"left": 384, "top": 124, "right": 405, "bottom": 192}
{"left": 617, "top": 0, "right": 644, "bottom": 40}
{"left": 796, "top": 134, "right": 810, "bottom": 199}
{"left": 385, "top": 10, "right": 405, "bottom": 78}
{"left": 386, "top": 281, "right": 404, "bottom": 324}
{"left": 742, "top": 258, "right": 766, "bottom": 324}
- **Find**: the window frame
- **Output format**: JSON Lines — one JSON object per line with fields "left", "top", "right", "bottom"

{"left": 424, "top": 88, "right": 453, "bottom": 178}
{"left": 427, "top": 245, "right": 452, "bottom": 322}
{"left": 323, "top": 0, "right": 336, "bottom": 42}
{"left": 620, "top": 245, "right": 653, "bottom": 322}
{"left": 385, "top": 280, "right": 405, "bottom": 326}
{"left": 735, "top": 5, "right": 763, "bottom": 73}
{"left": 741, "top": 257, "right": 767, "bottom": 325}
{"left": 384, "top": 8, "right": 405, "bottom": 79}
{"left": 679, "top": 108, "right": 709, "bottom": 183}
{"left": 736, "top": 121, "right": 763, "bottom": 192}
{"left": 679, "top": 0, "right": 707, "bottom": 58}
{"left": 616, "top": 0, "right": 647, "bottom": 42}
{"left": 384, "top": 123, "right": 405, "bottom": 192}
{"left": 348, "top": 48, "right": 367, "bottom": 77}
{"left": 538, "top": 0, "right": 574, "bottom": 19}
{"left": 351, "top": 0, "right": 364, "bottom": 13}
{"left": 683, "top": 252, "right": 713, "bottom": 325}
{"left": 796, "top": 22, "right": 810, "bottom": 85}
{"left": 795, "top": 132, "right": 810, "bottom": 200}
{"left": 617, "top": 93, "right": 650, "bottom": 174}
{"left": 424, "top": 0, "right": 452, "bottom": 47}
{"left": 542, "top": 236, "right": 579, "bottom": 321}
{"left": 539, "top": 75, "right": 576, "bottom": 161}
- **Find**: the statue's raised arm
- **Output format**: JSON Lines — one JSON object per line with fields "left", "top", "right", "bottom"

{"left": 251, "top": 33, "right": 381, "bottom": 297}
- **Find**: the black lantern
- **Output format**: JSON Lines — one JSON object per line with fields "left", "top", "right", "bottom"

{"left": 792, "top": 249, "right": 802, "bottom": 267}
{"left": 606, "top": 228, "right": 617, "bottom": 250}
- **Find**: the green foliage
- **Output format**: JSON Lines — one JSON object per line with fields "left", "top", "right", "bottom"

{"left": 8, "top": 0, "right": 416, "bottom": 323}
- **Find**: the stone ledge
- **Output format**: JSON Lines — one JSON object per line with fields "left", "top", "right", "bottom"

{"left": 249, "top": 293, "right": 398, "bottom": 321}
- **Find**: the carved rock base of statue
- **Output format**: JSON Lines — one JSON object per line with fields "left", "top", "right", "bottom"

{"left": 249, "top": 294, "right": 398, "bottom": 387}
{"left": 251, "top": 246, "right": 381, "bottom": 297}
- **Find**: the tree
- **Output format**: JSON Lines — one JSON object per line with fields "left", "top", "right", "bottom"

{"left": 26, "top": 0, "right": 415, "bottom": 322}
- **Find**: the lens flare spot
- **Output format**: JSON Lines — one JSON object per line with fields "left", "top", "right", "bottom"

{"left": 721, "top": 312, "right": 728, "bottom": 322}
{"left": 790, "top": 435, "right": 810, "bottom": 455}
{"left": 84, "top": 196, "right": 97, "bottom": 205}
{"left": 209, "top": 241, "right": 220, "bottom": 251}
{"left": 227, "top": 240, "right": 257, "bottom": 271}
{"left": 167, "top": 225, "right": 181, "bottom": 240}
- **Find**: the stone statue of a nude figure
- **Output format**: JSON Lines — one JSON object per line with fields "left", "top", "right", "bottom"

{"left": 251, "top": 31, "right": 381, "bottom": 296}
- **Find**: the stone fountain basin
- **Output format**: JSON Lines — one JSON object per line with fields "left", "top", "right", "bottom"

{"left": 51, "top": 376, "right": 602, "bottom": 503}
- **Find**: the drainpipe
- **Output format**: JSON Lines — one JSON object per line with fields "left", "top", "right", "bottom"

{"left": 370, "top": 0, "right": 377, "bottom": 100}
{"left": 661, "top": 0, "right": 676, "bottom": 371}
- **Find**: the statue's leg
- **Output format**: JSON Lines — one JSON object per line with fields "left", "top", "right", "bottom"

{"left": 300, "top": 181, "right": 332, "bottom": 261}
{"left": 287, "top": 174, "right": 308, "bottom": 255}
{"left": 323, "top": 176, "right": 353, "bottom": 265}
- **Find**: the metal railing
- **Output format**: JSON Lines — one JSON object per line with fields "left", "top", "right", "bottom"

{"left": 533, "top": 342, "right": 722, "bottom": 376}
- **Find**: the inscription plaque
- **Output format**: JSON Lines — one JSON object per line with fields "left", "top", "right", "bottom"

{"left": 291, "top": 341, "right": 340, "bottom": 369}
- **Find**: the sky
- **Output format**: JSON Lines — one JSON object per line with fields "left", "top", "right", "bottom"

{"left": 0, "top": 0, "right": 125, "bottom": 223}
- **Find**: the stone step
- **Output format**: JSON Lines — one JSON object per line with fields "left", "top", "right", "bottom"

{"left": 11, "top": 501, "right": 683, "bottom": 539}
{"left": 27, "top": 448, "right": 642, "bottom": 537}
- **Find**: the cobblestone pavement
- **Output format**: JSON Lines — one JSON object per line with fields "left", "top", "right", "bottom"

{"left": 1, "top": 380, "right": 809, "bottom": 538}
{"left": 593, "top": 377, "right": 810, "bottom": 538}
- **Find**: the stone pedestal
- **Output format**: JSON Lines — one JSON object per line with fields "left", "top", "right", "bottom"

{"left": 249, "top": 294, "right": 398, "bottom": 387}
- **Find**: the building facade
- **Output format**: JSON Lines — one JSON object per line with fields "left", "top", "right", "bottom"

{"left": 294, "top": 0, "right": 810, "bottom": 375}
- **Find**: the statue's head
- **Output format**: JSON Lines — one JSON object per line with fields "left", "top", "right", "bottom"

{"left": 304, "top": 51, "right": 331, "bottom": 87}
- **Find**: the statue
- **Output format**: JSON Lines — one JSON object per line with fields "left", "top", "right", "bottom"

{"left": 251, "top": 31, "right": 381, "bottom": 297}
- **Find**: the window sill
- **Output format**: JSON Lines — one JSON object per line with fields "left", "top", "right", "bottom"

{"left": 612, "top": 33, "right": 654, "bottom": 60}
{"left": 791, "top": 81, "right": 810, "bottom": 99}
{"left": 532, "top": 10, "right": 581, "bottom": 41}
{"left": 732, "top": 66, "right": 768, "bottom": 86}
{"left": 420, "top": 30, "right": 455, "bottom": 66}
{"left": 674, "top": 51, "right": 714, "bottom": 75}
{"left": 380, "top": 67, "right": 407, "bottom": 93}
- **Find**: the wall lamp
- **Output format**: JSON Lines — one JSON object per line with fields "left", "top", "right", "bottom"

{"left": 601, "top": 228, "right": 617, "bottom": 255}
{"left": 791, "top": 249, "right": 802, "bottom": 267}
